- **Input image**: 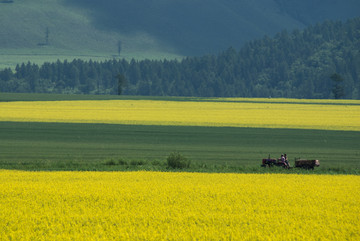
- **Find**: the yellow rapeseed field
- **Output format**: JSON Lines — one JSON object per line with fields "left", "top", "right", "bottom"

{"left": 210, "top": 97, "right": 360, "bottom": 105}
{"left": 0, "top": 98, "right": 359, "bottom": 130}
{"left": 0, "top": 170, "right": 359, "bottom": 240}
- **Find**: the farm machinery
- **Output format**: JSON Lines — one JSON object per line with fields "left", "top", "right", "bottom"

{"left": 261, "top": 155, "right": 320, "bottom": 170}
{"left": 261, "top": 157, "right": 290, "bottom": 168}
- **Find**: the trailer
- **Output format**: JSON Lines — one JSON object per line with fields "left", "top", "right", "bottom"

{"left": 294, "top": 159, "right": 320, "bottom": 169}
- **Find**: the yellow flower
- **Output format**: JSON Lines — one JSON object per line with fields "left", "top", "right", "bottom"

{"left": 0, "top": 171, "right": 359, "bottom": 240}
{"left": 0, "top": 98, "right": 359, "bottom": 131}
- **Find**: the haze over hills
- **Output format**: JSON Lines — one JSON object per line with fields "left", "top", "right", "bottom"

{"left": 65, "top": 0, "right": 360, "bottom": 55}
{"left": 0, "top": 0, "right": 359, "bottom": 68}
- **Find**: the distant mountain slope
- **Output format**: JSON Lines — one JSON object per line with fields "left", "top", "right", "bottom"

{"left": 65, "top": 0, "right": 360, "bottom": 55}
{"left": 0, "top": 0, "right": 180, "bottom": 68}
{"left": 274, "top": 0, "right": 360, "bottom": 25}
{"left": 0, "top": 0, "right": 359, "bottom": 68}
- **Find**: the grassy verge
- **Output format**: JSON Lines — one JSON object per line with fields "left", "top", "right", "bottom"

{"left": 0, "top": 93, "right": 197, "bottom": 102}
{"left": 1, "top": 93, "right": 359, "bottom": 106}
{"left": 1, "top": 158, "right": 357, "bottom": 174}
{"left": 0, "top": 122, "right": 358, "bottom": 174}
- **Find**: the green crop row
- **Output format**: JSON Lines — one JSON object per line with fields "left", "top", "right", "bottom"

{"left": 0, "top": 121, "right": 359, "bottom": 174}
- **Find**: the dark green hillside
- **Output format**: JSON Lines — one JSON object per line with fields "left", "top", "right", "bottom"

{"left": 65, "top": 0, "right": 300, "bottom": 55}
{"left": 1, "top": 0, "right": 359, "bottom": 69}
{"left": 274, "top": 0, "right": 360, "bottom": 25}
{"left": 0, "top": 0, "right": 181, "bottom": 69}
{"left": 66, "top": 0, "right": 360, "bottom": 55}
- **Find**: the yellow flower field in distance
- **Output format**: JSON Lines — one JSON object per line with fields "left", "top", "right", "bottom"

{"left": 0, "top": 170, "right": 358, "bottom": 240}
{"left": 208, "top": 97, "right": 360, "bottom": 105}
{"left": 0, "top": 98, "right": 359, "bottom": 131}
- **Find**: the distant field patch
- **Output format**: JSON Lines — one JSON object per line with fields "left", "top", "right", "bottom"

{"left": 0, "top": 99, "right": 359, "bottom": 131}
{"left": 0, "top": 171, "right": 358, "bottom": 240}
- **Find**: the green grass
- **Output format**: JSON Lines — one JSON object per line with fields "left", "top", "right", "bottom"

{"left": 0, "top": 121, "right": 359, "bottom": 174}
{"left": 0, "top": 92, "right": 234, "bottom": 103}
{"left": 0, "top": 52, "right": 117, "bottom": 70}
{"left": 0, "top": 93, "right": 197, "bottom": 102}
{"left": 2, "top": 93, "right": 359, "bottom": 106}
{"left": 0, "top": 0, "right": 181, "bottom": 69}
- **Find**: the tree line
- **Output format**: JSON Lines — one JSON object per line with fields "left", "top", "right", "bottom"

{"left": 1, "top": 17, "right": 359, "bottom": 99}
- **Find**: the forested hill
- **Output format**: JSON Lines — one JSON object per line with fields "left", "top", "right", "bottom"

{"left": 1, "top": 18, "right": 360, "bottom": 99}
{"left": 1, "top": 0, "right": 359, "bottom": 63}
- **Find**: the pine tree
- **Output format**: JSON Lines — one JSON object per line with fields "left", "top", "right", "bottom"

{"left": 331, "top": 73, "right": 345, "bottom": 99}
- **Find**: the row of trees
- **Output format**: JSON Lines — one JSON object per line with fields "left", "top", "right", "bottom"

{"left": 1, "top": 18, "right": 359, "bottom": 99}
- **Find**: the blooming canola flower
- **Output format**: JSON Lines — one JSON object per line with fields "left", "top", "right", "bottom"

{"left": 0, "top": 171, "right": 359, "bottom": 240}
{"left": 0, "top": 98, "right": 359, "bottom": 131}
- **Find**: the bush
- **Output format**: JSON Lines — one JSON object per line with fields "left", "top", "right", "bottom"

{"left": 167, "top": 152, "right": 190, "bottom": 169}
{"left": 118, "top": 159, "right": 128, "bottom": 165}
{"left": 151, "top": 160, "right": 164, "bottom": 166}
{"left": 104, "top": 159, "right": 116, "bottom": 166}
{"left": 130, "top": 160, "right": 145, "bottom": 166}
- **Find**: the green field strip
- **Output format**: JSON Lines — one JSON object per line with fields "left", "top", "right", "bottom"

{"left": 1, "top": 93, "right": 360, "bottom": 106}
{"left": 0, "top": 121, "right": 359, "bottom": 171}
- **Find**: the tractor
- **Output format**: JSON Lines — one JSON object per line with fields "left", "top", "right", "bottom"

{"left": 261, "top": 156, "right": 290, "bottom": 168}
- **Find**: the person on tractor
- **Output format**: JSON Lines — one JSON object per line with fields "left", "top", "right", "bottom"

{"left": 280, "top": 154, "right": 289, "bottom": 168}
{"left": 280, "top": 154, "right": 285, "bottom": 163}
{"left": 284, "top": 154, "right": 290, "bottom": 168}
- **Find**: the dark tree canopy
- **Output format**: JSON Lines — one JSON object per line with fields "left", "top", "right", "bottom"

{"left": 117, "top": 74, "right": 126, "bottom": 95}
{"left": 331, "top": 73, "right": 345, "bottom": 99}
{"left": 1, "top": 18, "right": 360, "bottom": 99}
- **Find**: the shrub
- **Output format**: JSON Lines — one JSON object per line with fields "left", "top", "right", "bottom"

{"left": 167, "top": 152, "right": 190, "bottom": 169}
{"left": 130, "top": 160, "right": 145, "bottom": 166}
{"left": 151, "top": 160, "right": 164, "bottom": 166}
{"left": 104, "top": 159, "right": 116, "bottom": 166}
{"left": 118, "top": 159, "right": 128, "bottom": 165}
